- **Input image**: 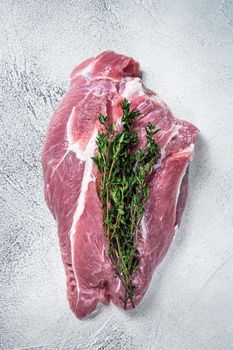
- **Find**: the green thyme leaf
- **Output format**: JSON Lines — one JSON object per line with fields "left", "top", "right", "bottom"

{"left": 92, "top": 98, "right": 161, "bottom": 309}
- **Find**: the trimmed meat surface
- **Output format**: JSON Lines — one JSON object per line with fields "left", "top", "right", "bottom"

{"left": 42, "top": 51, "right": 198, "bottom": 319}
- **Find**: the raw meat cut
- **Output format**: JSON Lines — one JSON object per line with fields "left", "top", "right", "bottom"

{"left": 42, "top": 51, "right": 198, "bottom": 319}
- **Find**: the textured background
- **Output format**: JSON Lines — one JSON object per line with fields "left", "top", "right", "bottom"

{"left": 0, "top": 1, "right": 233, "bottom": 349}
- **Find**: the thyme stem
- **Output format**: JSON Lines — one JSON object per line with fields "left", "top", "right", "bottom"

{"left": 92, "top": 99, "right": 160, "bottom": 308}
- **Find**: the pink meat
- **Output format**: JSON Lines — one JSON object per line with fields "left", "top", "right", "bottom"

{"left": 42, "top": 51, "right": 198, "bottom": 319}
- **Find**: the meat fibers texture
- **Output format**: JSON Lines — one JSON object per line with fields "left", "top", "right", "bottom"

{"left": 42, "top": 51, "right": 199, "bottom": 319}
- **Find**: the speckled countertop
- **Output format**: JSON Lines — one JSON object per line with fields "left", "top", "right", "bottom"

{"left": 0, "top": 1, "right": 233, "bottom": 349}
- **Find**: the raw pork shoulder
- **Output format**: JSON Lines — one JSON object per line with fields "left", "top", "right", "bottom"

{"left": 42, "top": 51, "right": 198, "bottom": 319}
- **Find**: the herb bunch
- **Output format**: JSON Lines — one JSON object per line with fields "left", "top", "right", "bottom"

{"left": 92, "top": 99, "right": 160, "bottom": 309}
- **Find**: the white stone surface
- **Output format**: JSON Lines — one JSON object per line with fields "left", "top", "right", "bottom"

{"left": 0, "top": 1, "right": 233, "bottom": 349}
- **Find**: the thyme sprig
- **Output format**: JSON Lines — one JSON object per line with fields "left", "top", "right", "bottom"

{"left": 92, "top": 99, "right": 160, "bottom": 308}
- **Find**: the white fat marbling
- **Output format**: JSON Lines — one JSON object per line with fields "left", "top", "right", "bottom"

{"left": 69, "top": 130, "right": 97, "bottom": 236}
{"left": 121, "top": 78, "right": 145, "bottom": 99}
{"left": 175, "top": 161, "right": 189, "bottom": 208}
{"left": 141, "top": 216, "right": 148, "bottom": 241}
